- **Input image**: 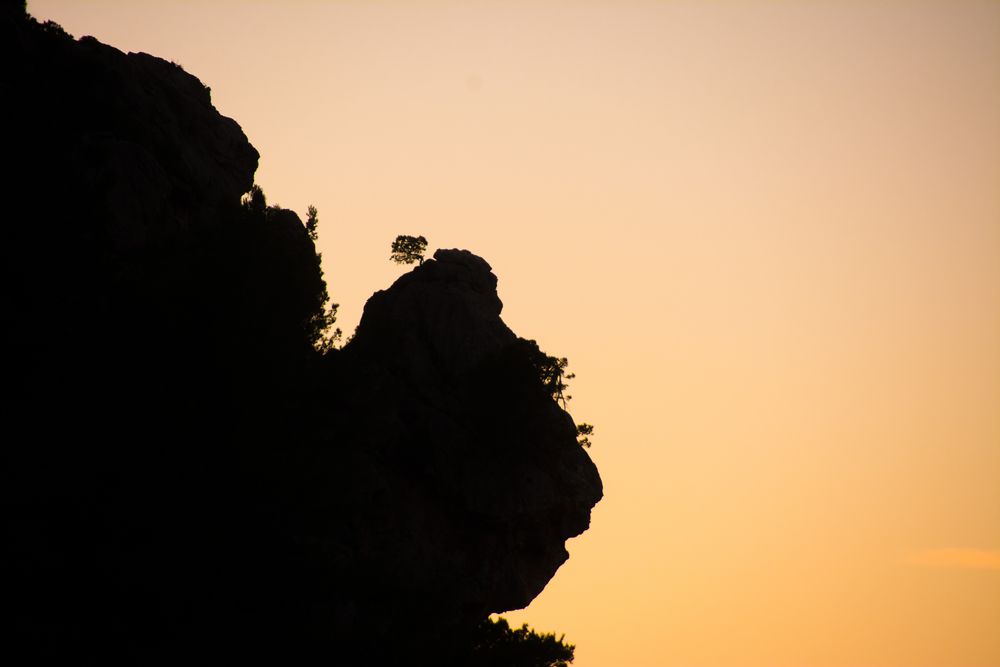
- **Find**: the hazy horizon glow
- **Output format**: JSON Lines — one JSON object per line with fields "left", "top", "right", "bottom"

{"left": 28, "top": 2, "right": 1000, "bottom": 666}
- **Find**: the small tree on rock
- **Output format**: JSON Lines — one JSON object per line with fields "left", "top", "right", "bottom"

{"left": 390, "top": 235, "right": 428, "bottom": 265}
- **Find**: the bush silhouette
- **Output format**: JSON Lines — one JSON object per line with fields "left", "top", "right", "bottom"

{"left": 468, "top": 616, "right": 575, "bottom": 667}
{"left": 508, "top": 338, "right": 574, "bottom": 408}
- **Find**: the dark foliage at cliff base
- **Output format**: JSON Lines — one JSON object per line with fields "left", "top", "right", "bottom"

{"left": 0, "top": 7, "right": 601, "bottom": 665}
{"left": 469, "top": 617, "right": 575, "bottom": 667}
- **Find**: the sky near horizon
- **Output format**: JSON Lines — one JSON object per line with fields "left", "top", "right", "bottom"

{"left": 29, "top": 1, "right": 1000, "bottom": 665}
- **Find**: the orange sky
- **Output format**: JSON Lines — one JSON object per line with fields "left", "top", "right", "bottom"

{"left": 29, "top": 2, "right": 1000, "bottom": 665}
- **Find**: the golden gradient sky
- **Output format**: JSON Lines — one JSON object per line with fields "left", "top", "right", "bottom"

{"left": 30, "top": 2, "right": 1000, "bottom": 665}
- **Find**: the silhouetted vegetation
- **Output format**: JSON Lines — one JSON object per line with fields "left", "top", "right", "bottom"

{"left": 39, "top": 18, "right": 67, "bottom": 37}
{"left": 391, "top": 234, "right": 428, "bottom": 264}
{"left": 484, "top": 339, "right": 596, "bottom": 449}
{"left": 302, "top": 204, "right": 341, "bottom": 350}
{"left": 244, "top": 182, "right": 268, "bottom": 214}
{"left": 509, "top": 339, "right": 573, "bottom": 407}
{"left": 235, "top": 185, "right": 341, "bottom": 353}
{"left": 468, "top": 617, "right": 575, "bottom": 667}
{"left": 305, "top": 204, "right": 320, "bottom": 241}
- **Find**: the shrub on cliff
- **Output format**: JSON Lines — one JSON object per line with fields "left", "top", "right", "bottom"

{"left": 468, "top": 616, "right": 575, "bottom": 667}
{"left": 502, "top": 338, "right": 573, "bottom": 407}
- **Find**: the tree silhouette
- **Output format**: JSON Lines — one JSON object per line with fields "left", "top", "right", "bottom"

{"left": 305, "top": 205, "right": 319, "bottom": 241}
{"left": 244, "top": 183, "right": 267, "bottom": 216}
{"left": 391, "top": 234, "right": 428, "bottom": 265}
{"left": 514, "top": 339, "right": 574, "bottom": 408}
{"left": 300, "top": 204, "right": 340, "bottom": 351}
{"left": 468, "top": 616, "right": 575, "bottom": 667}
{"left": 501, "top": 339, "right": 595, "bottom": 447}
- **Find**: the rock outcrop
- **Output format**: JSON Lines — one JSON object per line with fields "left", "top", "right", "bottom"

{"left": 1, "top": 7, "right": 601, "bottom": 665}
{"left": 345, "top": 248, "right": 601, "bottom": 614}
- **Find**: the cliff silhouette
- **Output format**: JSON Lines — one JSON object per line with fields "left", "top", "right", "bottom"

{"left": 1, "top": 5, "right": 601, "bottom": 664}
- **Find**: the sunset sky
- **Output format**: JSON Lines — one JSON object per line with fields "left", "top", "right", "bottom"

{"left": 29, "top": 1, "right": 999, "bottom": 665}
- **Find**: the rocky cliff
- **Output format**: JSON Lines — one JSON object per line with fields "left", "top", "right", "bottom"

{"left": 1, "top": 7, "right": 601, "bottom": 664}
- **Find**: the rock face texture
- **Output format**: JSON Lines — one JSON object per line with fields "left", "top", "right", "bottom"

{"left": 2, "top": 7, "right": 601, "bottom": 665}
